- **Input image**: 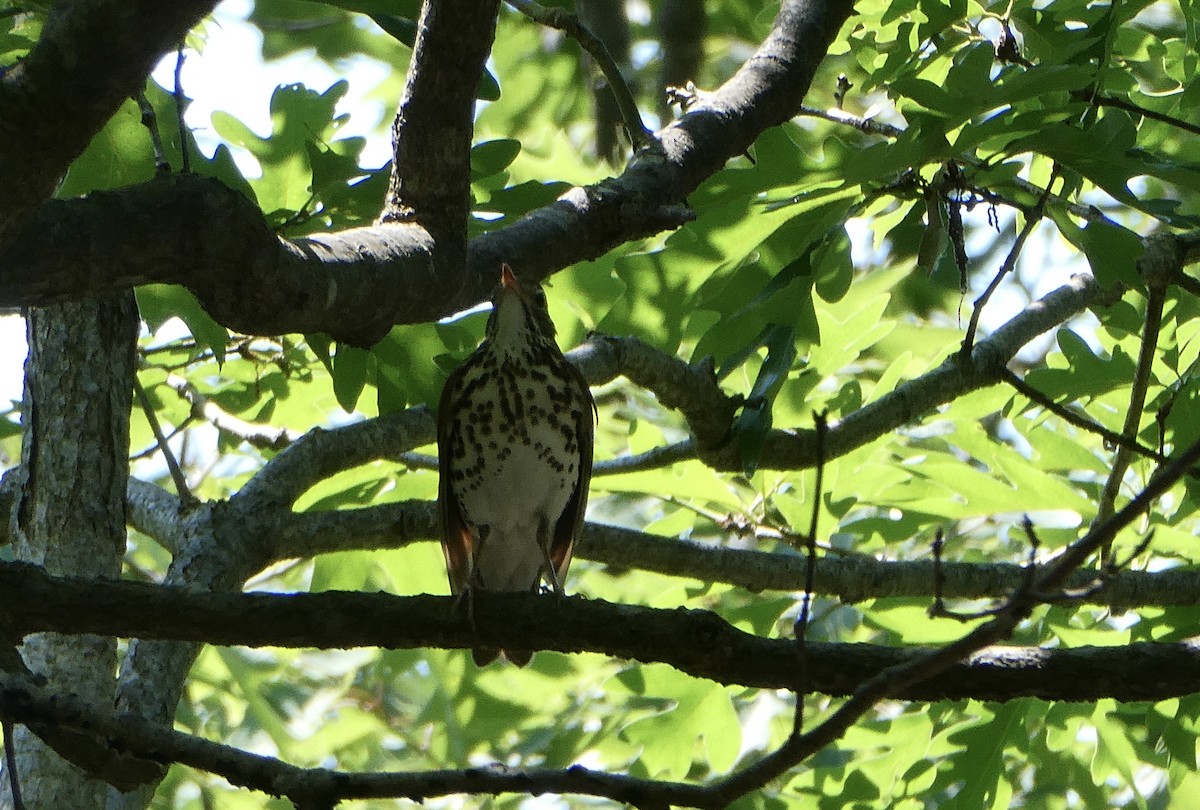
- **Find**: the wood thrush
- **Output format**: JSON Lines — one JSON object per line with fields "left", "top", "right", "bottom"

{"left": 437, "top": 264, "right": 595, "bottom": 666}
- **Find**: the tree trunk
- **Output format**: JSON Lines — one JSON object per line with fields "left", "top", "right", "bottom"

{"left": 2, "top": 293, "right": 137, "bottom": 810}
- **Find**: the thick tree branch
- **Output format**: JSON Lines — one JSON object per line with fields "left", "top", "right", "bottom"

{"left": 571, "top": 336, "right": 736, "bottom": 450}
{"left": 721, "top": 272, "right": 1104, "bottom": 470}
{"left": 0, "top": 176, "right": 438, "bottom": 346}
{"left": 0, "top": 0, "right": 857, "bottom": 341}
{"left": 384, "top": 0, "right": 499, "bottom": 225}
{"left": 274, "top": 506, "right": 1200, "bottom": 611}
{"left": 1, "top": 562, "right": 1195, "bottom": 703}
{"left": 10, "top": 472, "right": 1197, "bottom": 614}
{"left": 381, "top": 0, "right": 500, "bottom": 310}
{"left": 0, "top": 0, "right": 216, "bottom": 247}
{"left": 2, "top": 671, "right": 693, "bottom": 810}
{"left": 179, "top": 273, "right": 1103, "bottom": 561}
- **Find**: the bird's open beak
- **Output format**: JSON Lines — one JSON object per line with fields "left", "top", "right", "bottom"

{"left": 501, "top": 264, "right": 519, "bottom": 292}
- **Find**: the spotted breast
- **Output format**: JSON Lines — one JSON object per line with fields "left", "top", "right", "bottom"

{"left": 437, "top": 264, "right": 595, "bottom": 665}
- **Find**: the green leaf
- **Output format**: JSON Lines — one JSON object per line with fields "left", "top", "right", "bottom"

{"left": 470, "top": 138, "right": 522, "bottom": 179}
{"left": 1048, "top": 211, "right": 1144, "bottom": 289}
{"left": 733, "top": 324, "right": 798, "bottom": 476}
{"left": 368, "top": 14, "right": 500, "bottom": 99}
{"left": 374, "top": 323, "right": 449, "bottom": 412}
{"left": 367, "top": 13, "right": 417, "bottom": 45}
{"left": 58, "top": 97, "right": 156, "bottom": 197}
{"left": 617, "top": 668, "right": 741, "bottom": 778}
{"left": 1091, "top": 700, "right": 1147, "bottom": 807}
{"left": 330, "top": 342, "right": 371, "bottom": 412}
{"left": 940, "top": 702, "right": 1023, "bottom": 810}
{"left": 136, "top": 285, "right": 230, "bottom": 363}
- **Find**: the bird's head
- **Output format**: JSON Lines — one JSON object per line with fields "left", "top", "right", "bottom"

{"left": 486, "top": 264, "right": 557, "bottom": 351}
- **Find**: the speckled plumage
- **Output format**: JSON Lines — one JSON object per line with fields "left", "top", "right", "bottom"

{"left": 437, "top": 265, "right": 595, "bottom": 665}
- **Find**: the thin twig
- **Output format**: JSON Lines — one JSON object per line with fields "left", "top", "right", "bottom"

{"left": 1040, "top": 436, "right": 1200, "bottom": 593}
{"left": 791, "top": 410, "right": 827, "bottom": 736}
{"left": 174, "top": 41, "right": 190, "bottom": 173}
{"left": 1000, "top": 368, "right": 1166, "bottom": 463}
{"left": 1050, "top": 531, "right": 1157, "bottom": 603}
{"left": 133, "top": 377, "right": 194, "bottom": 505}
{"left": 960, "top": 164, "right": 1059, "bottom": 358}
{"left": 929, "top": 528, "right": 948, "bottom": 617}
{"left": 133, "top": 91, "right": 170, "bottom": 174}
{"left": 702, "top": 435, "right": 1200, "bottom": 807}
{"left": 165, "top": 373, "right": 297, "bottom": 451}
{"left": 592, "top": 440, "right": 696, "bottom": 474}
{"left": 929, "top": 518, "right": 1041, "bottom": 623}
{"left": 797, "top": 105, "right": 904, "bottom": 138}
{"left": 1072, "top": 90, "right": 1200, "bottom": 137}
{"left": 505, "top": 0, "right": 653, "bottom": 150}
{"left": 1095, "top": 279, "right": 1169, "bottom": 559}
{"left": 659, "top": 495, "right": 756, "bottom": 539}
{"left": 1175, "top": 271, "right": 1200, "bottom": 299}
{"left": 130, "top": 418, "right": 192, "bottom": 462}
{"left": 796, "top": 106, "right": 1115, "bottom": 226}
{"left": 397, "top": 451, "right": 438, "bottom": 472}
{"left": 804, "top": 412, "right": 826, "bottom": 549}
{"left": 1019, "top": 515, "right": 1040, "bottom": 591}
{"left": 2, "top": 719, "right": 23, "bottom": 810}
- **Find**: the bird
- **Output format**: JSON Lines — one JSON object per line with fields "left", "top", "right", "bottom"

{"left": 437, "top": 263, "right": 595, "bottom": 666}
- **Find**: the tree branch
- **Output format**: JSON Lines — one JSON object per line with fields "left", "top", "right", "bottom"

{"left": 0, "top": 0, "right": 217, "bottom": 247}
{"left": 1094, "top": 233, "right": 1180, "bottom": 545}
{"left": 164, "top": 372, "right": 297, "bottom": 451}
{"left": 1, "top": 561, "right": 1196, "bottom": 702}
{"left": 381, "top": 0, "right": 500, "bottom": 306}
{"left": 1000, "top": 368, "right": 1165, "bottom": 463}
{"left": 0, "top": 0, "right": 857, "bottom": 341}
{"left": 271, "top": 505, "right": 1200, "bottom": 610}
{"left": 508, "top": 0, "right": 651, "bottom": 152}
{"left": 686, "top": 435, "right": 1200, "bottom": 807}
{"left": 735, "top": 272, "right": 1104, "bottom": 470}
{"left": 571, "top": 336, "right": 736, "bottom": 450}
{"left": 236, "top": 408, "right": 436, "bottom": 513}
{"left": 0, "top": 175, "right": 439, "bottom": 347}
{"left": 1071, "top": 89, "right": 1200, "bottom": 137}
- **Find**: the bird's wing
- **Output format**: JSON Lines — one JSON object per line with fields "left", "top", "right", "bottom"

{"left": 550, "top": 366, "right": 595, "bottom": 584}
{"left": 437, "top": 365, "right": 476, "bottom": 595}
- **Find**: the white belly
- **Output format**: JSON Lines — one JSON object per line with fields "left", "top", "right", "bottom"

{"left": 449, "top": 358, "right": 582, "bottom": 591}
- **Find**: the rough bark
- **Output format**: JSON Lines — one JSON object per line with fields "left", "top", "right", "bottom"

{"left": 0, "top": 0, "right": 859, "bottom": 340}
{"left": 380, "top": 0, "right": 501, "bottom": 307}
{"left": 0, "top": 0, "right": 215, "bottom": 246}
{"left": 2, "top": 294, "right": 137, "bottom": 810}
{"left": 3, "top": 564, "right": 1199, "bottom": 703}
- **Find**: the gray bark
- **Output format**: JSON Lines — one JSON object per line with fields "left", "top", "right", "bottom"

{"left": 2, "top": 293, "right": 137, "bottom": 810}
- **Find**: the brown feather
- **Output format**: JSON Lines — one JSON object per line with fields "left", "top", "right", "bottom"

{"left": 436, "top": 264, "right": 595, "bottom": 665}
{"left": 437, "top": 362, "right": 476, "bottom": 595}
{"left": 548, "top": 361, "right": 596, "bottom": 585}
